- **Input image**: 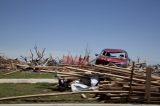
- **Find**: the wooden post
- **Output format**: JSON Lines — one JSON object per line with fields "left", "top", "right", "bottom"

{"left": 145, "top": 67, "right": 152, "bottom": 103}
{"left": 128, "top": 62, "right": 135, "bottom": 101}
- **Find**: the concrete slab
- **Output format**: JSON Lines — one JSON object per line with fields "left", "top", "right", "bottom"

{"left": 0, "top": 79, "right": 58, "bottom": 83}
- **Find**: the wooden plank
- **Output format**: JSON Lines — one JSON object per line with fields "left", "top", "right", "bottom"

{"left": 39, "top": 70, "right": 56, "bottom": 74}
{"left": 0, "top": 92, "right": 77, "bottom": 101}
{"left": 123, "top": 85, "right": 159, "bottom": 92}
{"left": 57, "top": 72, "right": 87, "bottom": 78}
{"left": 103, "top": 64, "right": 132, "bottom": 71}
{"left": 129, "top": 90, "right": 160, "bottom": 96}
{"left": 0, "top": 91, "right": 129, "bottom": 101}
{"left": 99, "top": 87, "right": 124, "bottom": 90}
{"left": 93, "top": 65, "right": 132, "bottom": 75}
{"left": 67, "top": 67, "right": 160, "bottom": 86}
{"left": 106, "top": 93, "right": 129, "bottom": 97}
{"left": 94, "top": 65, "right": 160, "bottom": 81}
{"left": 99, "top": 81, "right": 110, "bottom": 84}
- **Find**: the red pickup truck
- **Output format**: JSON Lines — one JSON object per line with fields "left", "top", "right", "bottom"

{"left": 95, "top": 48, "right": 129, "bottom": 67}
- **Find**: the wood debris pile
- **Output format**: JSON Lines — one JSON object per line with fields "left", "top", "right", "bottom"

{"left": 0, "top": 56, "right": 21, "bottom": 70}
{"left": 1, "top": 61, "right": 160, "bottom": 103}
{"left": 55, "top": 63, "right": 160, "bottom": 103}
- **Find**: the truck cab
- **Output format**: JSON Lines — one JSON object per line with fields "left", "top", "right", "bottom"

{"left": 95, "top": 48, "right": 129, "bottom": 67}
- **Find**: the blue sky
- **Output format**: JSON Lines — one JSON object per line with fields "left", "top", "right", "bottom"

{"left": 0, "top": 0, "right": 160, "bottom": 64}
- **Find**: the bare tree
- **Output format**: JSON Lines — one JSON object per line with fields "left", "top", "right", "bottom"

{"left": 20, "top": 45, "right": 46, "bottom": 66}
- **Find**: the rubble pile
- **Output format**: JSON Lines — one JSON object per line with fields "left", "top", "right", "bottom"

{"left": 0, "top": 56, "right": 21, "bottom": 70}
{"left": 1, "top": 58, "right": 160, "bottom": 103}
